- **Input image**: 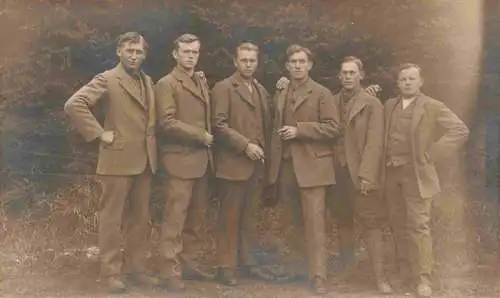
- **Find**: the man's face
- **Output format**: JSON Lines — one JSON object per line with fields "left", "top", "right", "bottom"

{"left": 234, "top": 49, "right": 258, "bottom": 79}
{"left": 397, "top": 67, "right": 423, "bottom": 97}
{"left": 339, "top": 61, "right": 362, "bottom": 90}
{"left": 173, "top": 41, "right": 200, "bottom": 71}
{"left": 286, "top": 51, "right": 312, "bottom": 80}
{"left": 116, "top": 41, "right": 146, "bottom": 72}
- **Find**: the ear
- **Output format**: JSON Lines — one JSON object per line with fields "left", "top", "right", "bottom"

{"left": 307, "top": 61, "right": 313, "bottom": 71}
{"left": 419, "top": 78, "right": 424, "bottom": 88}
{"left": 233, "top": 57, "right": 238, "bottom": 68}
{"left": 359, "top": 70, "right": 366, "bottom": 80}
{"left": 116, "top": 47, "right": 121, "bottom": 57}
{"left": 172, "top": 49, "right": 177, "bottom": 60}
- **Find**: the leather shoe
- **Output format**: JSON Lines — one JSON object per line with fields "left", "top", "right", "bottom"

{"left": 416, "top": 283, "right": 432, "bottom": 297}
{"left": 311, "top": 276, "right": 328, "bottom": 295}
{"left": 158, "top": 277, "right": 185, "bottom": 292}
{"left": 104, "top": 276, "right": 127, "bottom": 294}
{"left": 216, "top": 268, "right": 237, "bottom": 286}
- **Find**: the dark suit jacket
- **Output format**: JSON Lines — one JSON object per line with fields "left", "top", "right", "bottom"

{"left": 155, "top": 67, "right": 213, "bottom": 179}
{"left": 333, "top": 89, "right": 384, "bottom": 189}
{"left": 212, "top": 73, "right": 272, "bottom": 181}
{"left": 267, "top": 78, "right": 341, "bottom": 188}
{"left": 64, "top": 64, "right": 157, "bottom": 175}
{"left": 383, "top": 93, "right": 469, "bottom": 198}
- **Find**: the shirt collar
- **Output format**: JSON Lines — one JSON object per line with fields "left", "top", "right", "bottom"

{"left": 290, "top": 77, "right": 309, "bottom": 91}
{"left": 340, "top": 86, "right": 361, "bottom": 102}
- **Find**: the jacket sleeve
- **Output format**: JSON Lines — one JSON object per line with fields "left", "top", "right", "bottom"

{"left": 212, "top": 82, "right": 249, "bottom": 152}
{"left": 428, "top": 101, "right": 469, "bottom": 160}
{"left": 64, "top": 73, "right": 107, "bottom": 142}
{"left": 155, "top": 78, "right": 208, "bottom": 145}
{"left": 358, "top": 99, "right": 384, "bottom": 186}
{"left": 296, "top": 90, "right": 342, "bottom": 141}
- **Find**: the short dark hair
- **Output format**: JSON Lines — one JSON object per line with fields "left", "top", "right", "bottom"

{"left": 341, "top": 56, "right": 364, "bottom": 72}
{"left": 398, "top": 63, "right": 422, "bottom": 76}
{"left": 173, "top": 33, "right": 200, "bottom": 50}
{"left": 116, "top": 32, "right": 148, "bottom": 51}
{"left": 286, "top": 44, "right": 313, "bottom": 62}
{"left": 235, "top": 42, "right": 259, "bottom": 58}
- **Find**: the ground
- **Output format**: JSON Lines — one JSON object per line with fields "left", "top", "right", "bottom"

{"left": 1, "top": 252, "right": 499, "bottom": 298}
{"left": 1, "top": 163, "right": 498, "bottom": 297}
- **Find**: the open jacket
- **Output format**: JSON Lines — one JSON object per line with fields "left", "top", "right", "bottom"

{"left": 267, "top": 78, "right": 341, "bottom": 188}
{"left": 64, "top": 64, "right": 157, "bottom": 175}
{"left": 383, "top": 93, "right": 469, "bottom": 198}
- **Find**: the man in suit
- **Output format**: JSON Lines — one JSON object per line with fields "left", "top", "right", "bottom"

{"left": 211, "top": 42, "right": 274, "bottom": 286}
{"left": 328, "top": 56, "right": 392, "bottom": 294}
{"left": 267, "top": 44, "right": 341, "bottom": 295}
{"left": 383, "top": 63, "right": 469, "bottom": 297}
{"left": 64, "top": 32, "right": 157, "bottom": 293}
{"left": 155, "top": 33, "right": 213, "bottom": 292}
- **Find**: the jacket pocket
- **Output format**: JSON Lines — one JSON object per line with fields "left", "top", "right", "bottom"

{"left": 314, "top": 148, "right": 333, "bottom": 158}
{"left": 102, "top": 140, "right": 125, "bottom": 151}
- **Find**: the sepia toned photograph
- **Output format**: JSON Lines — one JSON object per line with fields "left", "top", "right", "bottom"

{"left": 0, "top": 0, "right": 498, "bottom": 297}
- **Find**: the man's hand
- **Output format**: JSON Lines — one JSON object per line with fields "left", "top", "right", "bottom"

{"left": 99, "top": 131, "right": 115, "bottom": 144}
{"left": 276, "top": 76, "right": 290, "bottom": 90}
{"left": 360, "top": 179, "right": 375, "bottom": 195}
{"left": 277, "top": 126, "right": 298, "bottom": 140}
{"left": 203, "top": 132, "right": 214, "bottom": 147}
{"left": 195, "top": 71, "right": 207, "bottom": 84}
{"left": 245, "top": 143, "right": 265, "bottom": 162}
{"left": 365, "top": 84, "right": 382, "bottom": 96}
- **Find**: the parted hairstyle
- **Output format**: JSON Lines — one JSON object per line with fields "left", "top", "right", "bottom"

{"left": 235, "top": 42, "right": 259, "bottom": 58}
{"left": 116, "top": 32, "right": 148, "bottom": 51}
{"left": 285, "top": 44, "right": 313, "bottom": 61}
{"left": 173, "top": 33, "right": 200, "bottom": 50}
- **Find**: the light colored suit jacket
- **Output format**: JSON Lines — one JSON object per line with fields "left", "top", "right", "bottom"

{"left": 267, "top": 78, "right": 341, "bottom": 188}
{"left": 64, "top": 64, "right": 157, "bottom": 175}
{"left": 212, "top": 73, "right": 272, "bottom": 181}
{"left": 155, "top": 67, "right": 213, "bottom": 179}
{"left": 333, "top": 89, "right": 384, "bottom": 189}
{"left": 383, "top": 93, "right": 469, "bottom": 198}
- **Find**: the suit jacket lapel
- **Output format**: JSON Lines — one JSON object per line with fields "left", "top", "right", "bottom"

{"left": 348, "top": 91, "right": 367, "bottom": 123}
{"left": 143, "top": 75, "right": 155, "bottom": 129}
{"left": 333, "top": 93, "right": 341, "bottom": 110}
{"left": 292, "top": 82, "right": 312, "bottom": 112}
{"left": 276, "top": 87, "right": 287, "bottom": 125}
{"left": 115, "top": 65, "right": 146, "bottom": 110}
{"left": 172, "top": 67, "right": 205, "bottom": 103}
{"left": 254, "top": 80, "right": 270, "bottom": 119}
{"left": 231, "top": 75, "right": 256, "bottom": 108}
{"left": 384, "top": 98, "right": 398, "bottom": 147}
{"left": 411, "top": 94, "right": 426, "bottom": 133}
{"left": 196, "top": 74, "right": 211, "bottom": 133}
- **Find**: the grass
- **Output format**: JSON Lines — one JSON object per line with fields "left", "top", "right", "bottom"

{"left": 0, "top": 160, "right": 498, "bottom": 296}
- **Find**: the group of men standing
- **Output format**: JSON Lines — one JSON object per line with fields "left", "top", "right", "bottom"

{"left": 64, "top": 31, "right": 469, "bottom": 297}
